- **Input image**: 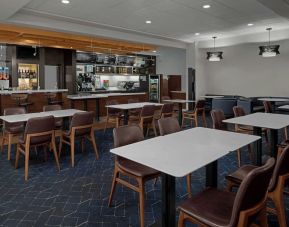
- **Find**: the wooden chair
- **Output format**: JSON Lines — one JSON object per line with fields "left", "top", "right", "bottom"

{"left": 128, "top": 98, "right": 141, "bottom": 118}
{"left": 263, "top": 101, "right": 288, "bottom": 140}
{"left": 1, "top": 107, "right": 26, "bottom": 160}
{"left": 226, "top": 146, "right": 289, "bottom": 227}
{"left": 11, "top": 93, "right": 33, "bottom": 112}
{"left": 158, "top": 117, "right": 193, "bottom": 198}
{"left": 159, "top": 103, "right": 174, "bottom": 118}
{"left": 177, "top": 158, "right": 275, "bottom": 227}
{"left": 181, "top": 100, "right": 207, "bottom": 128}
{"left": 103, "top": 100, "right": 122, "bottom": 133}
{"left": 14, "top": 115, "right": 60, "bottom": 181}
{"left": 58, "top": 111, "right": 99, "bottom": 167}
{"left": 129, "top": 105, "right": 157, "bottom": 137}
{"left": 45, "top": 93, "right": 63, "bottom": 105}
{"left": 211, "top": 109, "right": 245, "bottom": 167}
{"left": 108, "top": 125, "right": 161, "bottom": 227}
{"left": 43, "top": 105, "right": 63, "bottom": 129}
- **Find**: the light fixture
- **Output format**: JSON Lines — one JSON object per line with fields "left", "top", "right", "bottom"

{"left": 206, "top": 36, "right": 223, "bottom": 62}
{"left": 195, "top": 32, "right": 200, "bottom": 36}
{"left": 146, "top": 20, "right": 152, "bottom": 24}
{"left": 247, "top": 23, "right": 254, "bottom": 26}
{"left": 203, "top": 5, "right": 211, "bottom": 9}
{"left": 259, "top": 28, "right": 280, "bottom": 57}
{"left": 61, "top": 0, "right": 70, "bottom": 4}
{"left": 152, "top": 50, "right": 157, "bottom": 53}
{"left": 32, "top": 45, "right": 37, "bottom": 56}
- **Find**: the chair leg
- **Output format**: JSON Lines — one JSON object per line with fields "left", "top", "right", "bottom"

{"left": 181, "top": 116, "right": 185, "bottom": 128}
{"left": 70, "top": 137, "right": 75, "bottom": 167}
{"left": 52, "top": 138, "right": 60, "bottom": 172}
{"left": 90, "top": 132, "right": 99, "bottom": 159}
{"left": 24, "top": 145, "right": 30, "bottom": 181}
{"left": 103, "top": 116, "right": 109, "bottom": 134}
{"left": 177, "top": 211, "right": 185, "bottom": 227}
{"left": 108, "top": 167, "right": 119, "bottom": 206}
{"left": 258, "top": 206, "right": 268, "bottom": 227}
{"left": 186, "top": 174, "right": 192, "bottom": 198}
{"left": 237, "top": 149, "right": 241, "bottom": 167}
{"left": 195, "top": 116, "right": 199, "bottom": 127}
{"left": 270, "top": 191, "right": 287, "bottom": 227}
{"left": 7, "top": 134, "right": 12, "bottom": 161}
{"left": 264, "top": 129, "right": 270, "bottom": 146}
{"left": 15, "top": 144, "right": 20, "bottom": 169}
{"left": 138, "top": 178, "right": 145, "bottom": 227}
{"left": 284, "top": 127, "right": 288, "bottom": 140}
{"left": 247, "top": 144, "right": 254, "bottom": 161}
{"left": 152, "top": 122, "right": 157, "bottom": 137}
{"left": 58, "top": 136, "right": 63, "bottom": 158}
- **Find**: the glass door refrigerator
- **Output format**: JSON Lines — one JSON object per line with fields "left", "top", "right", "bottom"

{"left": 149, "top": 74, "right": 161, "bottom": 102}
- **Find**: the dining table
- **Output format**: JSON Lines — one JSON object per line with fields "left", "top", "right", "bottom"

{"left": 110, "top": 127, "right": 260, "bottom": 227}
{"left": 223, "top": 112, "right": 289, "bottom": 165}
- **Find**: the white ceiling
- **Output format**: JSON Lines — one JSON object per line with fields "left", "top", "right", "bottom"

{"left": 1, "top": 0, "right": 289, "bottom": 47}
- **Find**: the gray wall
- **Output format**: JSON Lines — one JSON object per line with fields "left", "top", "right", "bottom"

{"left": 156, "top": 46, "right": 186, "bottom": 90}
{"left": 196, "top": 39, "right": 289, "bottom": 97}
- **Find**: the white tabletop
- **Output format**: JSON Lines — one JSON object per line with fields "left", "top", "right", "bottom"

{"left": 258, "top": 98, "right": 289, "bottom": 102}
{"left": 278, "top": 105, "right": 289, "bottom": 110}
{"left": 0, "top": 109, "right": 84, "bottom": 123}
{"left": 111, "top": 127, "right": 260, "bottom": 177}
{"left": 200, "top": 95, "right": 224, "bottom": 99}
{"left": 223, "top": 112, "right": 289, "bottom": 129}
{"left": 106, "top": 102, "right": 163, "bottom": 110}
{"left": 163, "top": 99, "right": 195, "bottom": 104}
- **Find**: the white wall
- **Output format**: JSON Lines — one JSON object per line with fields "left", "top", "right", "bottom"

{"left": 196, "top": 38, "right": 289, "bottom": 97}
{"left": 156, "top": 46, "right": 186, "bottom": 90}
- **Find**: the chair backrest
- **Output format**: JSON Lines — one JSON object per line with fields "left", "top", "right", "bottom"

{"left": 158, "top": 117, "right": 180, "bottom": 136}
{"left": 269, "top": 145, "right": 289, "bottom": 191}
{"left": 194, "top": 100, "right": 206, "bottom": 114}
{"left": 140, "top": 105, "right": 155, "bottom": 118}
{"left": 230, "top": 158, "right": 275, "bottom": 226}
{"left": 210, "top": 109, "right": 227, "bottom": 130}
{"left": 3, "top": 107, "right": 26, "bottom": 132}
{"left": 160, "top": 103, "right": 174, "bottom": 117}
{"left": 113, "top": 125, "right": 144, "bottom": 148}
{"left": 106, "top": 100, "right": 121, "bottom": 115}
{"left": 24, "top": 115, "right": 55, "bottom": 145}
{"left": 43, "top": 104, "right": 62, "bottom": 112}
{"left": 128, "top": 98, "right": 139, "bottom": 104}
{"left": 70, "top": 111, "right": 94, "bottom": 136}
{"left": 233, "top": 106, "right": 246, "bottom": 117}
{"left": 263, "top": 101, "right": 272, "bottom": 113}
{"left": 162, "top": 96, "right": 171, "bottom": 101}
{"left": 11, "top": 93, "right": 28, "bottom": 101}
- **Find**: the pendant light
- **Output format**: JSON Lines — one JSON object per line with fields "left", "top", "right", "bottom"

{"left": 259, "top": 28, "right": 280, "bottom": 57}
{"left": 206, "top": 36, "right": 223, "bottom": 62}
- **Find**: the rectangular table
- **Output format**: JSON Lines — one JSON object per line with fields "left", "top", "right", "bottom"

{"left": 258, "top": 98, "right": 289, "bottom": 112}
{"left": 67, "top": 94, "right": 108, "bottom": 121}
{"left": 162, "top": 99, "right": 195, "bottom": 124}
{"left": 106, "top": 102, "right": 163, "bottom": 125}
{"left": 0, "top": 109, "right": 84, "bottom": 123}
{"left": 111, "top": 127, "right": 260, "bottom": 227}
{"left": 223, "top": 112, "right": 289, "bottom": 165}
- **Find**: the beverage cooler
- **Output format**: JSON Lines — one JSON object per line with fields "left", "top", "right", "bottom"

{"left": 139, "top": 74, "right": 162, "bottom": 102}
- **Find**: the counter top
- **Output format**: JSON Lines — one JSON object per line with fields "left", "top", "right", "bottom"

{"left": 170, "top": 91, "right": 186, "bottom": 93}
{"left": 67, "top": 92, "right": 146, "bottom": 100}
{"left": 0, "top": 89, "right": 68, "bottom": 94}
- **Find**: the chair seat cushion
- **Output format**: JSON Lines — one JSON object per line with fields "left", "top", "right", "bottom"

{"left": 117, "top": 157, "right": 160, "bottom": 178}
{"left": 178, "top": 188, "right": 235, "bottom": 226}
{"left": 225, "top": 165, "right": 257, "bottom": 185}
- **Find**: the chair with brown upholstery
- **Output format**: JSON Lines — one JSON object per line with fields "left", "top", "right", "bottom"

{"left": 108, "top": 125, "right": 161, "bottom": 227}
{"left": 11, "top": 93, "right": 33, "bottom": 112}
{"left": 128, "top": 98, "right": 141, "bottom": 118}
{"left": 45, "top": 93, "right": 63, "bottom": 105}
{"left": 158, "top": 117, "right": 193, "bottom": 198}
{"left": 181, "top": 100, "right": 207, "bottom": 128}
{"left": 1, "top": 107, "right": 26, "bottom": 160}
{"left": 211, "top": 109, "right": 246, "bottom": 167}
{"left": 129, "top": 105, "right": 157, "bottom": 137}
{"left": 104, "top": 100, "right": 122, "bottom": 133}
{"left": 43, "top": 105, "right": 63, "bottom": 129}
{"left": 14, "top": 116, "right": 60, "bottom": 181}
{"left": 177, "top": 158, "right": 275, "bottom": 227}
{"left": 226, "top": 146, "right": 289, "bottom": 227}
{"left": 59, "top": 111, "right": 99, "bottom": 167}
{"left": 264, "top": 101, "right": 288, "bottom": 140}
{"left": 159, "top": 103, "right": 174, "bottom": 118}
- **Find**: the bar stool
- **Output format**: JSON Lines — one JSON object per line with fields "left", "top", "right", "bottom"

{"left": 11, "top": 93, "right": 33, "bottom": 112}
{"left": 45, "top": 93, "right": 63, "bottom": 105}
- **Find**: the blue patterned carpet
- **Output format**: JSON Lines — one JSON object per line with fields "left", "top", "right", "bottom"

{"left": 0, "top": 119, "right": 287, "bottom": 226}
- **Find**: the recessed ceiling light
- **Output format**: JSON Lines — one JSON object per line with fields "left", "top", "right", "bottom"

{"left": 247, "top": 23, "right": 254, "bottom": 26}
{"left": 146, "top": 20, "right": 152, "bottom": 24}
{"left": 61, "top": 0, "right": 70, "bottom": 4}
{"left": 195, "top": 33, "right": 200, "bottom": 36}
{"left": 203, "top": 5, "right": 211, "bottom": 9}
{"left": 152, "top": 50, "right": 157, "bottom": 53}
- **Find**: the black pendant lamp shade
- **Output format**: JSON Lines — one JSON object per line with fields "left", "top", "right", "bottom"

{"left": 207, "top": 37, "right": 223, "bottom": 61}
{"left": 259, "top": 28, "right": 280, "bottom": 57}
